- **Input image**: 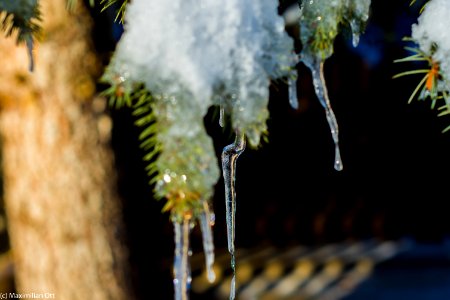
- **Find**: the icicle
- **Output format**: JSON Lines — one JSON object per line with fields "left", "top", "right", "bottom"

{"left": 288, "top": 70, "right": 299, "bottom": 110}
{"left": 348, "top": 0, "right": 371, "bottom": 47}
{"left": 219, "top": 105, "right": 225, "bottom": 128}
{"left": 350, "top": 19, "right": 362, "bottom": 47}
{"left": 221, "top": 132, "right": 246, "bottom": 300}
{"left": 230, "top": 275, "right": 236, "bottom": 300}
{"left": 173, "top": 217, "right": 192, "bottom": 300}
{"left": 351, "top": 26, "right": 360, "bottom": 47}
{"left": 304, "top": 58, "right": 343, "bottom": 171}
{"left": 26, "top": 36, "right": 34, "bottom": 72}
{"left": 199, "top": 200, "right": 216, "bottom": 283}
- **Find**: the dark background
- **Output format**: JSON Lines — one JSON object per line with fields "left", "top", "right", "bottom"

{"left": 92, "top": 0, "right": 450, "bottom": 298}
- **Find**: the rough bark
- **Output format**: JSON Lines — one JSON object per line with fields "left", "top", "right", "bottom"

{"left": 0, "top": 0, "right": 133, "bottom": 298}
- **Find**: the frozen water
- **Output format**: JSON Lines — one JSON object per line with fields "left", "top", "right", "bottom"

{"left": 302, "top": 56, "right": 343, "bottom": 171}
{"left": 299, "top": 0, "right": 371, "bottom": 60}
{"left": 219, "top": 105, "right": 225, "bottom": 128}
{"left": 173, "top": 218, "right": 192, "bottom": 300}
{"left": 347, "top": 0, "right": 371, "bottom": 47}
{"left": 221, "top": 132, "right": 246, "bottom": 300}
{"left": 298, "top": 0, "right": 371, "bottom": 170}
{"left": 412, "top": 0, "right": 450, "bottom": 86}
{"left": 199, "top": 201, "right": 216, "bottom": 283}
{"left": 288, "top": 70, "right": 299, "bottom": 110}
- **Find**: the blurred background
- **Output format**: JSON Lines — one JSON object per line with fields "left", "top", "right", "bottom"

{"left": 2, "top": 0, "right": 450, "bottom": 299}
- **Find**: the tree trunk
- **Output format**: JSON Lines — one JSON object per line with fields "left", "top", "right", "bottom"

{"left": 0, "top": 0, "right": 133, "bottom": 298}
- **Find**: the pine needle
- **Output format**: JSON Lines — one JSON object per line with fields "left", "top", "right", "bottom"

{"left": 392, "top": 69, "right": 429, "bottom": 79}
{"left": 407, "top": 74, "right": 428, "bottom": 104}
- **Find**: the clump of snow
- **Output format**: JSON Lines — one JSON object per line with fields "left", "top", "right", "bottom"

{"left": 105, "top": 0, "right": 295, "bottom": 214}
{"left": 299, "top": 0, "right": 371, "bottom": 60}
{"left": 299, "top": 0, "right": 343, "bottom": 60}
{"left": 109, "top": 0, "right": 295, "bottom": 147}
{"left": 412, "top": 0, "right": 450, "bottom": 83}
{"left": 346, "top": 0, "right": 371, "bottom": 47}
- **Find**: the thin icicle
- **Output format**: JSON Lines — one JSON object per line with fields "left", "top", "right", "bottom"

{"left": 219, "top": 105, "right": 225, "bottom": 128}
{"left": 199, "top": 200, "right": 216, "bottom": 283}
{"left": 221, "top": 132, "right": 246, "bottom": 300}
{"left": 288, "top": 70, "right": 299, "bottom": 110}
{"left": 26, "top": 37, "right": 34, "bottom": 72}
{"left": 350, "top": 19, "right": 362, "bottom": 47}
{"left": 173, "top": 217, "right": 192, "bottom": 300}
{"left": 351, "top": 30, "right": 360, "bottom": 47}
{"left": 304, "top": 58, "right": 343, "bottom": 171}
{"left": 230, "top": 275, "right": 236, "bottom": 300}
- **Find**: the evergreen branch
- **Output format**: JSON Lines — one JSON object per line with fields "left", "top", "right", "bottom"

{"left": 0, "top": 0, "right": 41, "bottom": 44}
{"left": 102, "top": 80, "right": 162, "bottom": 183}
{"left": 395, "top": 31, "right": 450, "bottom": 133}
{"left": 437, "top": 108, "right": 450, "bottom": 117}
{"left": 132, "top": 96, "right": 162, "bottom": 180}
{"left": 100, "top": 0, "right": 128, "bottom": 23}
{"left": 410, "top": 0, "right": 428, "bottom": 13}
{"left": 66, "top": 0, "right": 127, "bottom": 22}
{"left": 394, "top": 44, "right": 441, "bottom": 104}
{"left": 403, "top": 46, "right": 424, "bottom": 54}
{"left": 66, "top": 0, "right": 95, "bottom": 11}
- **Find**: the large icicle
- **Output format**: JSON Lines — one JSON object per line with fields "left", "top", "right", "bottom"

{"left": 298, "top": 0, "right": 371, "bottom": 171}
{"left": 221, "top": 132, "right": 246, "bottom": 300}
{"left": 302, "top": 57, "right": 343, "bottom": 171}
{"left": 173, "top": 217, "right": 192, "bottom": 300}
{"left": 199, "top": 201, "right": 216, "bottom": 283}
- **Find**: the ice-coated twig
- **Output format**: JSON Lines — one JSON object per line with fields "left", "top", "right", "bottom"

{"left": 221, "top": 132, "right": 246, "bottom": 300}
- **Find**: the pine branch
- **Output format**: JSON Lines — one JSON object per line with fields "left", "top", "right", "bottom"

{"left": 66, "top": 0, "right": 95, "bottom": 10}
{"left": 410, "top": 0, "right": 428, "bottom": 13}
{"left": 0, "top": 0, "right": 41, "bottom": 44}
{"left": 394, "top": 42, "right": 450, "bottom": 132}
{"left": 66, "top": 0, "right": 127, "bottom": 23}
{"left": 101, "top": 80, "right": 161, "bottom": 187}
{"left": 100, "top": 0, "right": 128, "bottom": 23}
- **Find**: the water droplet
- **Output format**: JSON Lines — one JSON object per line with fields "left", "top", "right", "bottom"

{"left": 164, "top": 174, "right": 172, "bottom": 183}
